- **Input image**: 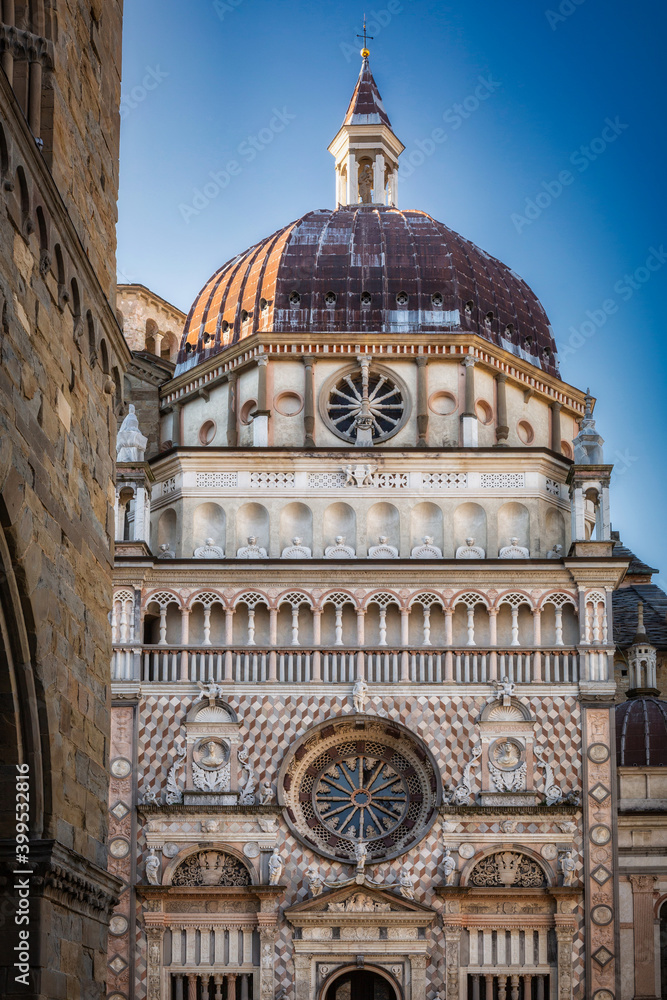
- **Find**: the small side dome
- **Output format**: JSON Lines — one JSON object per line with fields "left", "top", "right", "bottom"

{"left": 615, "top": 697, "right": 667, "bottom": 766}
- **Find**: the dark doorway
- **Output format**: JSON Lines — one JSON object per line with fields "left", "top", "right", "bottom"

{"left": 325, "top": 970, "right": 397, "bottom": 1000}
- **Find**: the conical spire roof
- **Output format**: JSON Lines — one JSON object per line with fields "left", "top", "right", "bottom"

{"left": 342, "top": 56, "right": 392, "bottom": 127}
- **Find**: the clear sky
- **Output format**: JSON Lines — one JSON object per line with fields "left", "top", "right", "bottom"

{"left": 117, "top": 0, "right": 667, "bottom": 583}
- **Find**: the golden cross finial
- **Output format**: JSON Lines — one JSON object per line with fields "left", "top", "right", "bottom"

{"left": 356, "top": 15, "right": 373, "bottom": 58}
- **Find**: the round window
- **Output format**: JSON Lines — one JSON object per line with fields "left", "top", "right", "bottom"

{"left": 321, "top": 365, "right": 410, "bottom": 444}
{"left": 199, "top": 420, "right": 216, "bottom": 445}
{"left": 240, "top": 398, "right": 258, "bottom": 425}
{"left": 428, "top": 390, "right": 457, "bottom": 415}
{"left": 274, "top": 390, "right": 303, "bottom": 416}
{"left": 279, "top": 718, "right": 440, "bottom": 863}
{"left": 518, "top": 420, "right": 535, "bottom": 444}
{"left": 475, "top": 400, "right": 493, "bottom": 425}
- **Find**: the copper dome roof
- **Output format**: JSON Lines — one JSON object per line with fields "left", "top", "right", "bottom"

{"left": 616, "top": 697, "right": 667, "bottom": 767}
{"left": 177, "top": 207, "right": 559, "bottom": 376}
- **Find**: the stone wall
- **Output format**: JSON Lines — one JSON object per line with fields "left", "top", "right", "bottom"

{"left": 0, "top": 1, "right": 129, "bottom": 995}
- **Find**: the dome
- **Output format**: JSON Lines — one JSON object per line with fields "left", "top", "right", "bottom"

{"left": 177, "top": 207, "right": 559, "bottom": 376}
{"left": 615, "top": 697, "right": 667, "bottom": 766}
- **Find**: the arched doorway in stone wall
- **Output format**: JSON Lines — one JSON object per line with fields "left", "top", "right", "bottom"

{"left": 324, "top": 970, "right": 399, "bottom": 1000}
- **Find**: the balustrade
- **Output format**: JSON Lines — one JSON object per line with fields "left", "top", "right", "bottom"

{"left": 111, "top": 645, "right": 579, "bottom": 684}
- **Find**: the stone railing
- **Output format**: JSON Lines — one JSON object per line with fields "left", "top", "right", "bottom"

{"left": 111, "top": 646, "right": 579, "bottom": 685}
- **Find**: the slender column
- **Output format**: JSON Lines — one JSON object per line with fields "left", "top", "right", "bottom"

{"left": 179, "top": 608, "right": 191, "bottom": 680}
{"left": 188, "top": 974, "right": 198, "bottom": 1000}
{"left": 555, "top": 607, "right": 563, "bottom": 645}
{"left": 461, "top": 355, "right": 479, "bottom": 446}
{"left": 290, "top": 606, "right": 300, "bottom": 646}
{"left": 356, "top": 608, "right": 365, "bottom": 646}
{"left": 416, "top": 356, "right": 428, "bottom": 444}
{"left": 550, "top": 401, "right": 562, "bottom": 453}
{"left": 466, "top": 606, "right": 476, "bottom": 646}
{"left": 227, "top": 372, "right": 238, "bottom": 446}
{"left": 498, "top": 976, "right": 508, "bottom": 1000}
{"left": 536, "top": 975, "right": 545, "bottom": 1000}
{"left": 510, "top": 607, "right": 520, "bottom": 646}
{"left": 302, "top": 355, "right": 315, "bottom": 446}
{"left": 422, "top": 605, "right": 432, "bottom": 645}
{"left": 523, "top": 974, "right": 533, "bottom": 1000}
{"left": 485, "top": 974, "right": 494, "bottom": 1000}
{"left": 203, "top": 606, "right": 212, "bottom": 645}
{"left": 532, "top": 608, "right": 542, "bottom": 680}
{"left": 158, "top": 607, "right": 168, "bottom": 645}
{"left": 241, "top": 973, "right": 250, "bottom": 1000}
{"left": 312, "top": 609, "right": 322, "bottom": 645}
{"left": 247, "top": 609, "right": 256, "bottom": 646}
{"left": 472, "top": 974, "right": 481, "bottom": 1000}
{"left": 214, "top": 974, "right": 224, "bottom": 1000}
{"left": 378, "top": 607, "right": 387, "bottom": 646}
{"left": 445, "top": 608, "right": 453, "bottom": 645}
{"left": 346, "top": 154, "right": 358, "bottom": 204}
{"left": 400, "top": 608, "right": 410, "bottom": 646}
{"left": 253, "top": 356, "right": 270, "bottom": 446}
{"left": 153, "top": 331, "right": 164, "bottom": 357}
{"left": 510, "top": 975, "right": 520, "bottom": 1000}
{"left": 202, "top": 975, "right": 211, "bottom": 1000}
{"left": 495, "top": 373, "right": 509, "bottom": 445}
{"left": 268, "top": 607, "right": 278, "bottom": 646}
{"left": 225, "top": 608, "right": 234, "bottom": 645}
{"left": 175, "top": 974, "right": 185, "bottom": 1000}
{"left": 334, "top": 607, "right": 344, "bottom": 646}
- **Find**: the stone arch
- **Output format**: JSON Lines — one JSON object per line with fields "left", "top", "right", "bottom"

{"left": 236, "top": 502, "right": 269, "bottom": 552}
{"left": 323, "top": 501, "right": 356, "bottom": 551}
{"left": 496, "top": 592, "right": 534, "bottom": 647}
{"left": 451, "top": 591, "right": 490, "bottom": 647}
{"left": 409, "top": 592, "right": 445, "bottom": 646}
{"left": 157, "top": 508, "right": 178, "bottom": 553}
{"left": 545, "top": 507, "right": 566, "bottom": 552}
{"left": 497, "top": 501, "right": 530, "bottom": 551}
{"left": 279, "top": 501, "right": 313, "bottom": 551}
{"left": 367, "top": 501, "right": 400, "bottom": 550}
{"left": 453, "top": 501, "right": 487, "bottom": 552}
{"left": 364, "top": 591, "right": 401, "bottom": 647}
{"left": 162, "top": 843, "right": 256, "bottom": 887}
{"left": 410, "top": 501, "right": 444, "bottom": 551}
{"left": 320, "top": 590, "right": 358, "bottom": 647}
{"left": 232, "top": 591, "right": 270, "bottom": 646}
{"left": 193, "top": 501, "right": 225, "bottom": 551}
{"left": 145, "top": 317, "right": 158, "bottom": 354}
{"left": 277, "top": 590, "right": 314, "bottom": 646}
{"left": 321, "top": 966, "right": 402, "bottom": 1000}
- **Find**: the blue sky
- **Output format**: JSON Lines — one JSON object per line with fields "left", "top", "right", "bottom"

{"left": 117, "top": 0, "right": 667, "bottom": 581}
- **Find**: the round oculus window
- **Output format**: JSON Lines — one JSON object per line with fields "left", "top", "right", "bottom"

{"left": 279, "top": 718, "right": 440, "bottom": 863}
{"left": 322, "top": 365, "right": 409, "bottom": 444}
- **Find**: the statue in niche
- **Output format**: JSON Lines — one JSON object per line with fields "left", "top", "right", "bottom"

{"left": 352, "top": 678, "right": 369, "bottom": 713}
{"left": 455, "top": 537, "right": 485, "bottom": 559}
{"left": 145, "top": 847, "right": 161, "bottom": 885}
{"left": 499, "top": 537, "right": 530, "bottom": 558}
{"left": 236, "top": 535, "right": 267, "bottom": 558}
{"left": 268, "top": 846, "right": 284, "bottom": 884}
{"left": 306, "top": 863, "right": 325, "bottom": 897}
{"left": 443, "top": 848, "right": 457, "bottom": 886}
{"left": 324, "top": 536, "right": 356, "bottom": 558}
{"left": 157, "top": 543, "right": 175, "bottom": 559}
{"left": 398, "top": 864, "right": 416, "bottom": 899}
{"left": 559, "top": 849, "right": 577, "bottom": 886}
{"left": 354, "top": 841, "right": 368, "bottom": 872}
{"left": 411, "top": 536, "right": 442, "bottom": 558}
{"left": 194, "top": 537, "right": 225, "bottom": 558}
{"left": 358, "top": 163, "right": 373, "bottom": 203}
{"left": 281, "top": 536, "right": 312, "bottom": 558}
{"left": 368, "top": 536, "right": 399, "bottom": 558}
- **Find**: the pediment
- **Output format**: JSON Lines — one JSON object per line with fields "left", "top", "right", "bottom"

{"left": 285, "top": 881, "right": 435, "bottom": 923}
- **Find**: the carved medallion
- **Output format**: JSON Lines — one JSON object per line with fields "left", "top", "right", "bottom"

{"left": 590, "top": 825, "right": 611, "bottom": 846}
{"left": 593, "top": 990, "right": 615, "bottom": 1000}
{"left": 458, "top": 843, "right": 475, "bottom": 859}
{"left": 162, "top": 842, "right": 179, "bottom": 858}
{"left": 243, "top": 842, "right": 260, "bottom": 858}
{"left": 109, "top": 838, "right": 131, "bottom": 859}
{"left": 588, "top": 744, "right": 610, "bottom": 763}
{"left": 540, "top": 843, "right": 558, "bottom": 860}
{"left": 490, "top": 738, "right": 523, "bottom": 770}
{"left": 591, "top": 905, "right": 614, "bottom": 926}
{"left": 110, "top": 757, "right": 132, "bottom": 779}
{"left": 109, "top": 914, "right": 129, "bottom": 936}
{"left": 193, "top": 737, "right": 230, "bottom": 770}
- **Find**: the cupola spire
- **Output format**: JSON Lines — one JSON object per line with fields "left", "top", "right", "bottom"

{"left": 328, "top": 48, "right": 404, "bottom": 208}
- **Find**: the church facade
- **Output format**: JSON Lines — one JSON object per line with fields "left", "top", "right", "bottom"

{"left": 107, "top": 56, "right": 666, "bottom": 1000}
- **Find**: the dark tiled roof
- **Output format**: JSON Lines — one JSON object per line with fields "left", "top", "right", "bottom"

{"left": 612, "top": 539, "right": 658, "bottom": 577}
{"left": 178, "top": 208, "right": 559, "bottom": 375}
{"left": 342, "top": 57, "right": 392, "bottom": 127}
{"left": 615, "top": 697, "right": 667, "bottom": 766}
{"left": 612, "top": 584, "right": 667, "bottom": 649}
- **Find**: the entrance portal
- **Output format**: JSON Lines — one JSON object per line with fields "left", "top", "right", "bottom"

{"left": 325, "top": 970, "right": 397, "bottom": 1000}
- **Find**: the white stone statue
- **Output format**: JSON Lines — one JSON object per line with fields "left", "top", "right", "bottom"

{"left": 157, "top": 542, "right": 175, "bottom": 559}
{"left": 343, "top": 463, "right": 375, "bottom": 487}
{"left": 306, "top": 863, "right": 324, "bottom": 897}
{"left": 443, "top": 848, "right": 457, "bottom": 886}
{"left": 352, "top": 677, "right": 369, "bottom": 713}
{"left": 546, "top": 544, "right": 563, "bottom": 559}
{"left": 572, "top": 392, "right": 604, "bottom": 464}
{"left": 354, "top": 841, "right": 368, "bottom": 872}
{"left": 410, "top": 536, "right": 442, "bottom": 558}
{"left": 145, "top": 848, "right": 161, "bottom": 885}
{"left": 498, "top": 537, "right": 530, "bottom": 558}
{"left": 281, "top": 536, "right": 312, "bottom": 558}
{"left": 492, "top": 676, "right": 516, "bottom": 706}
{"left": 116, "top": 404, "right": 147, "bottom": 462}
{"left": 239, "top": 757, "right": 257, "bottom": 805}
{"left": 456, "top": 537, "right": 485, "bottom": 559}
{"left": 368, "top": 536, "right": 399, "bottom": 558}
{"left": 398, "top": 864, "right": 416, "bottom": 899}
{"left": 559, "top": 849, "right": 576, "bottom": 887}
{"left": 193, "top": 537, "right": 225, "bottom": 558}
{"left": 236, "top": 535, "right": 268, "bottom": 558}
{"left": 259, "top": 780, "right": 275, "bottom": 805}
{"left": 268, "top": 846, "right": 284, "bottom": 884}
{"left": 324, "top": 536, "right": 356, "bottom": 558}
{"left": 359, "top": 163, "right": 374, "bottom": 204}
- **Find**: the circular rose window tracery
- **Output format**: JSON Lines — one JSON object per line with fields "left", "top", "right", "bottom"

{"left": 279, "top": 719, "right": 440, "bottom": 863}
{"left": 320, "top": 364, "right": 411, "bottom": 444}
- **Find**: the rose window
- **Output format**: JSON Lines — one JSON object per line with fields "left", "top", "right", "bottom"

{"left": 279, "top": 719, "right": 440, "bottom": 863}
{"left": 321, "top": 363, "right": 409, "bottom": 444}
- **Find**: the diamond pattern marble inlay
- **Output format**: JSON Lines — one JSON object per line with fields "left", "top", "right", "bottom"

{"left": 591, "top": 864, "right": 612, "bottom": 886}
{"left": 108, "top": 955, "right": 128, "bottom": 975}
{"left": 589, "top": 783, "right": 611, "bottom": 804}
{"left": 110, "top": 800, "right": 130, "bottom": 820}
{"left": 592, "top": 946, "right": 614, "bottom": 967}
